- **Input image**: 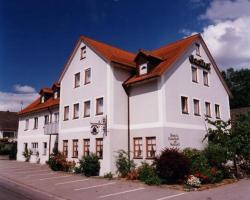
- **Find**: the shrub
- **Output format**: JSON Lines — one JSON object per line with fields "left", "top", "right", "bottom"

{"left": 79, "top": 153, "right": 100, "bottom": 176}
{"left": 137, "top": 162, "right": 161, "bottom": 185}
{"left": 104, "top": 172, "right": 113, "bottom": 180}
{"left": 155, "top": 148, "right": 190, "bottom": 183}
{"left": 183, "top": 148, "right": 209, "bottom": 175}
{"left": 186, "top": 175, "right": 201, "bottom": 188}
{"left": 22, "top": 149, "right": 32, "bottom": 162}
{"left": 126, "top": 169, "right": 139, "bottom": 180}
{"left": 9, "top": 143, "right": 17, "bottom": 160}
{"left": 115, "top": 150, "right": 135, "bottom": 177}
{"left": 0, "top": 144, "right": 11, "bottom": 155}
{"left": 47, "top": 152, "right": 75, "bottom": 172}
{"left": 204, "top": 143, "right": 227, "bottom": 168}
{"left": 144, "top": 174, "right": 161, "bottom": 185}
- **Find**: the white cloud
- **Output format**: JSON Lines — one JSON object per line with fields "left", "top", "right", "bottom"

{"left": 200, "top": 0, "right": 250, "bottom": 22}
{"left": 197, "top": 0, "right": 250, "bottom": 70}
{"left": 14, "top": 84, "right": 36, "bottom": 93}
{"left": 0, "top": 85, "right": 39, "bottom": 112}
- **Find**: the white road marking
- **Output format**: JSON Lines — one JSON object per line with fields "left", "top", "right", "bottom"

{"left": 74, "top": 182, "right": 116, "bottom": 191}
{"left": 98, "top": 187, "right": 145, "bottom": 198}
{"left": 55, "top": 179, "right": 90, "bottom": 185}
{"left": 156, "top": 193, "right": 186, "bottom": 200}
{"left": 24, "top": 172, "right": 56, "bottom": 178}
{"left": 39, "top": 175, "right": 71, "bottom": 181}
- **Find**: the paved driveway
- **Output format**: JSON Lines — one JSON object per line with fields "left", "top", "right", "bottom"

{"left": 0, "top": 160, "right": 249, "bottom": 200}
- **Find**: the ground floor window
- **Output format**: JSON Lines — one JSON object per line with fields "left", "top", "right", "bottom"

{"left": 83, "top": 139, "right": 90, "bottom": 156}
{"left": 72, "top": 139, "right": 78, "bottom": 158}
{"left": 63, "top": 140, "right": 68, "bottom": 158}
{"left": 133, "top": 137, "right": 143, "bottom": 159}
{"left": 31, "top": 142, "right": 38, "bottom": 155}
{"left": 43, "top": 142, "right": 47, "bottom": 155}
{"left": 3, "top": 131, "right": 15, "bottom": 138}
{"left": 146, "top": 137, "right": 156, "bottom": 159}
{"left": 96, "top": 138, "right": 103, "bottom": 159}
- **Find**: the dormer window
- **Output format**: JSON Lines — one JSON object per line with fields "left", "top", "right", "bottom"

{"left": 139, "top": 63, "right": 148, "bottom": 75}
{"left": 54, "top": 91, "right": 58, "bottom": 99}
{"left": 41, "top": 96, "right": 45, "bottom": 103}
{"left": 80, "top": 46, "right": 86, "bottom": 60}
{"left": 195, "top": 43, "right": 200, "bottom": 56}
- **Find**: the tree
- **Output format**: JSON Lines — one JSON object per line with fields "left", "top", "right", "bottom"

{"left": 222, "top": 68, "right": 250, "bottom": 108}
{"left": 205, "top": 114, "right": 250, "bottom": 177}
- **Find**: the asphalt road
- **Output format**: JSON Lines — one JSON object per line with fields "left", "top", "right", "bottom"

{"left": 0, "top": 160, "right": 249, "bottom": 200}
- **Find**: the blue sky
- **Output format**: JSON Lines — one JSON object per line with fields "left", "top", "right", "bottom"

{"left": 1, "top": 0, "right": 250, "bottom": 111}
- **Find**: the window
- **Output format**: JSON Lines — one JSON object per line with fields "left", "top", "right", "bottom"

{"left": 192, "top": 66, "right": 198, "bottom": 83}
{"left": 96, "top": 97, "right": 104, "bottom": 115}
{"left": 64, "top": 106, "right": 69, "bottom": 121}
{"left": 139, "top": 63, "right": 148, "bottom": 75}
{"left": 83, "top": 139, "right": 90, "bottom": 156}
{"left": 54, "top": 91, "right": 58, "bottom": 99}
{"left": 215, "top": 104, "right": 220, "bottom": 119}
{"left": 63, "top": 140, "right": 68, "bottom": 157}
{"left": 43, "top": 142, "right": 47, "bottom": 155}
{"left": 25, "top": 119, "right": 29, "bottom": 130}
{"left": 84, "top": 68, "right": 91, "bottom": 84}
{"left": 31, "top": 142, "right": 38, "bottom": 155}
{"left": 146, "top": 137, "right": 156, "bottom": 159}
{"left": 54, "top": 112, "right": 59, "bottom": 122}
{"left": 193, "top": 99, "right": 200, "bottom": 116}
{"left": 195, "top": 43, "right": 200, "bottom": 56}
{"left": 181, "top": 96, "right": 188, "bottom": 114}
{"left": 203, "top": 71, "right": 209, "bottom": 86}
{"left": 34, "top": 117, "right": 38, "bottom": 129}
{"left": 96, "top": 138, "right": 103, "bottom": 159}
{"left": 41, "top": 96, "right": 45, "bottom": 103}
{"left": 83, "top": 101, "right": 91, "bottom": 117}
{"left": 72, "top": 139, "right": 78, "bottom": 158}
{"left": 73, "top": 103, "right": 79, "bottom": 119}
{"left": 80, "top": 46, "right": 86, "bottom": 60}
{"left": 24, "top": 143, "right": 28, "bottom": 152}
{"left": 44, "top": 115, "right": 49, "bottom": 125}
{"left": 133, "top": 138, "right": 143, "bottom": 159}
{"left": 74, "top": 72, "right": 80, "bottom": 88}
{"left": 205, "top": 102, "right": 211, "bottom": 117}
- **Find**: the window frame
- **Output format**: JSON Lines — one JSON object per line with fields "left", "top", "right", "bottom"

{"left": 96, "top": 97, "right": 104, "bottom": 115}
{"left": 74, "top": 72, "right": 80, "bottom": 88}
{"left": 191, "top": 66, "right": 198, "bottom": 83}
{"left": 64, "top": 106, "right": 69, "bottom": 121}
{"left": 80, "top": 46, "right": 86, "bottom": 60}
{"left": 83, "top": 100, "right": 91, "bottom": 118}
{"left": 25, "top": 119, "right": 29, "bottom": 131}
{"left": 84, "top": 68, "right": 91, "bottom": 85}
{"left": 146, "top": 137, "right": 156, "bottom": 159}
{"left": 73, "top": 103, "right": 79, "bottom": 119}
{"left": 203, "top": 71, "right": 209, "bottom": 86}
{"left": 31, "top": 142, "right": 38, "bottom": 155}
{"left": 43, "top": 142, "right": 47, "bottom": 155}
{"left": 195, "top": 43, "right": 201, "bottom": 56}
{"left": 96, "top": 138, "right": 103, "bottom": 159}
{"left": 181, "top": 96, "right": 189, "bottom": 114}
{"left": 215, "top": 104, "right": 221, "bottom": 119}
{"left": 44, "top": 115, "right": 49, "bottom": 125}
{"left": 193, "top": 99, "right": 200, "bottom": 116}
{"left": 205, "top": 102, "right": 211, "bottom": 118}
{"left": 83, "top": 139, "right": 90, "bottom": 156}
{"left": 133, "top": 137, "right": 143, "bottom": 159}
{"left": 63, "top": 140, "right": 68, "bottom": 158}
{"left": 72, "top": 139, "right": 78, "bottom": 158}
{"left": 34, "top": 117, "right": 38, "bottom": 129}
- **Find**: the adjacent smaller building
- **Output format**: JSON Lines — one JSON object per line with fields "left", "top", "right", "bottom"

{"left": 0, "top": 111, "right": 18, "bottom": 139}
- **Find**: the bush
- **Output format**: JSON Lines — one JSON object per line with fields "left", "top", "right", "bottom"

{"left": 126, "top": 169, "right": 139, "bottom": 180}
{"left": 137, "top": 162, "right": 161, "bottom": 185}
{"left": 155, "top": 148, "right": 190, "bottom": 183}
{"left": 144, "top": 174, "right": 161, "bottom": 185}
{"left": 47, "top": 152, "right": 75, "bottom": 172}
{"left": 183, "top": 148, "right": 210, "bottom": 175}
{"left": 204, "top": 143, "right": 227, "bottom": 168}
{"left": 115, "top": 150, "right": 135, "bottom": 177}
{"left": 104, "top": 172, "right": 113, "bottom": 180}
{"left": 22, "top": 149, "right": 32, "bottom": 162}
{"left": 0, "top": 144, "right": 11, "bottom": 155}
{"left": 9, "top": 143, "right": 17, "bottom": 160}
{"left": 79, "top": 153, "right": 100, "bottom": 176}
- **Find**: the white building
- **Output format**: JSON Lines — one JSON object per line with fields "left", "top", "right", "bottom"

{"left": 17, "top": 34, "right": 231, "bottom": 174}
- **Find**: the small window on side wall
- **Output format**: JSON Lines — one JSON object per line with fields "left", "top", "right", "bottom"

{"left": 74, "top": 73, "right": 80, "bottom": 88}
{"left": 181, "top": 96, "right": 188, "bottom": 114}
{"left": 203, "top": 71, "right": 209, "bottom": 86}
{"left": 80, "top": 46, "right": 86, "bottom": 60}
{"left": 195, "top": 43, "right": 200, "bottom": 56}
{"left": 192, "top": 66, "right": 198, "bottom": 83}
{"left": 96, "top": 97, "right": 104, "bottom": 115}
{"left": 205, "top": 102, "right": 211, "bottom": 118}
{"left": 215, "top": 104, "right": 220, "bottom": 119}
{"left": 64, "top": 106, "right": 69, "bottom": 121}
{"left": 85, "top": 68, "right": 91, "bottom": 84}
{"left": 84, "top": 101, "right": 90, "bottom": 117}
{"left": 193, "top": 99, "right": 200, "bottom": 116}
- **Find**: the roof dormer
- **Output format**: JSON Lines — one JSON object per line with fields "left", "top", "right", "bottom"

{"left": 52, "top": 83, "right": 60, "bottom": 99}
{"left": 39, "top": 88, "right": 53, "bottom": 103}
{"left": 139, "top": 63, "right": 148, "bottom": 75}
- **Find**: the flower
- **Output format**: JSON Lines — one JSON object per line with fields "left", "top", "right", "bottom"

{"left": 186, "top": 175, "right": 201, "bottom": 188}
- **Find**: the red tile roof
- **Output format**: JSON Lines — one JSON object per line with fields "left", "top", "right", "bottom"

{"left": 18, "top": 97, "right": 59, "bottom": 116}
{"left": 39, "top": 87, "right": 53, "bottom": 95}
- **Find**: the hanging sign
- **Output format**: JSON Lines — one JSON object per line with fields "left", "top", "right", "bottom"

{"left": 189, "top": 55, "right": 211, "bottom": 71}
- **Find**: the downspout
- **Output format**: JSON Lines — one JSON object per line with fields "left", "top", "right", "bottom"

{"left": 47, "top": 107, "right": 53, "bottom": 160}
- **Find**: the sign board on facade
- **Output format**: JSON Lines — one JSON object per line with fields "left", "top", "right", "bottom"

{"left": 168, "top": 133, "right": 180, "bottom": 147}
